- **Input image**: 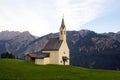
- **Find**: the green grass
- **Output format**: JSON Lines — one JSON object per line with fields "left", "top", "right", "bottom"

{"left": 0, "top": 59, "right": 120, "bottom": 80}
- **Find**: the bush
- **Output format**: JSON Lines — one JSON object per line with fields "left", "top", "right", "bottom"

{"left": 1, "top": 52, "right": 15, "bottom": 58}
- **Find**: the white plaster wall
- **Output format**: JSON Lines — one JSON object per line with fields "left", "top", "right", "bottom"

{"left": 42, "top": 51, "right": 59, "bottom": 64}
{"left": 35, "top": 59, "right": 44, "bottom": 65}
{"left": 59, "top": 41, "right": 70, "bottom": 65}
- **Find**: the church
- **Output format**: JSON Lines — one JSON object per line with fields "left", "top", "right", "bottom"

{"left": 34, "top": 17, "right": 70, "bottom": 65}
{"left": 25, "top": 18, "right": 70, "bottom": 65}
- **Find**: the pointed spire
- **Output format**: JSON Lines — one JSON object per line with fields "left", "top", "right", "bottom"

{"left": 59, "top": 15, "right": 66, "bottom": 41}
{"left": 61, "top": 15, "right": 65, "bottom": 28}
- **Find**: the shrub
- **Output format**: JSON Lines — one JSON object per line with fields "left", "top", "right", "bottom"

{"left": 1, "top": 52, "right": 15, "bottom": 58}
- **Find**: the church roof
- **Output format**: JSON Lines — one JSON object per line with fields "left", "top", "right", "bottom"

{"left": 42, "top": 38, "right": 63, "bottom": 51}
{"left": 26, "top": 53, "right": 37, "bottom": 58}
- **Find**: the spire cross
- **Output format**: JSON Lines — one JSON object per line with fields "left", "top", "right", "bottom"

{"left": 62, "top": 14, "right": 64, "bottom": 19}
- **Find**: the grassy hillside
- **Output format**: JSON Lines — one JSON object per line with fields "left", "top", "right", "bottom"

{"left": 0, "top": 59, "right": 120, "bottom": 80}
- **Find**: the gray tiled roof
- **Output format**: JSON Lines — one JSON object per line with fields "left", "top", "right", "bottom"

{"left": 42, "top": 38, "right": 63, "bottom": 51}
{"left": 26, "top": 53, "right": 37, "bottom": 58}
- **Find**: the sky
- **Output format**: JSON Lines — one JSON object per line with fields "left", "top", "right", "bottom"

{"left": 0, "top": 0, "right": 120, "bottom": 36}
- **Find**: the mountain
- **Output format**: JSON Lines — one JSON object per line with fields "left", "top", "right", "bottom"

{"left": 0, "top": 31, "right": 21, "bottom": 40}
{"left": 0, "top": 31, "right": 36, "bottom": 57}
{"left": 0, "top": 30, "right": 120, "bottom": 70}
{"left": 67, "top": 30, "right": 120, "bottom": 69}
{"left": 104, "top": 32, "right": 120, "bottom": 42}
{"left": 24, "top": 33, "right": 58, "bottom": 54}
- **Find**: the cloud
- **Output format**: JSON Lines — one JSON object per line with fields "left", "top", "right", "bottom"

{"left": 0, "top": 0, "right": 114, "bottom": 36}
{"left": 0, "top": 0, "right": 53, "bottom": 36}
{"left": 56, "top": 0, "right": 113, "bottom": 30}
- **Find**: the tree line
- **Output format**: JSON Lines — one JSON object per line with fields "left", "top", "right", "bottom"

{"left": 0, "top": 52, "right": 15, "bottom": 58}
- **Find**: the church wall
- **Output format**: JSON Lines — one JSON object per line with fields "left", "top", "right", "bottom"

{"left": 35, "top": 58, "right": 50, "bottom": 65}
{"left": 35, "top": 58, "right": 44, "bottom": 65}
{"left": 42, "top": 51, "right": 59, "bottom": 64}
{"left": 59, "top": 41, "right": 70, "bottom": 65}
{"left": 44, "top": 58, "right": 50, "bottom": 64}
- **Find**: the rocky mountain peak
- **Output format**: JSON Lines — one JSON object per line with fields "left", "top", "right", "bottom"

{"left": 0, "top": 31, "right": 21, "bottom": 40}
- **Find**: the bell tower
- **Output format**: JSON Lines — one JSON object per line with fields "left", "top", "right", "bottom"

{"left": 59, "top": 17, "right": 66, "bottom": 41}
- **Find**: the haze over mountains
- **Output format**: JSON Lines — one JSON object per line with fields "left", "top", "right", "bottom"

{"left": 0, "top": 30, "right": 120, "bottom": 70}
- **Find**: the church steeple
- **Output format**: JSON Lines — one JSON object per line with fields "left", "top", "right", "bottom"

{"left": 61, "top": 17, "right": 65, "bottom": 28}
{"left": 59, "top": 17, "right": 66, "bottom": 41}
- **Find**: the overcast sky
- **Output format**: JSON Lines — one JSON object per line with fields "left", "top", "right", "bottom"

{"left": 0, "top": 0, "right": 120, "bottom": 36}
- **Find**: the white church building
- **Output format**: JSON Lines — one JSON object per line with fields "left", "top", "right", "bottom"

{"left": 26, "top": 18, "right": 70, "bottom": 65}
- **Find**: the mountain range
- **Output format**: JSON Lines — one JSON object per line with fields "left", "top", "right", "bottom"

{"left": 0, "top": 30, "right": 120, "bottom": 70}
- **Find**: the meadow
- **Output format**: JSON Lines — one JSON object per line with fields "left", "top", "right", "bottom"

{"left": 0, "top": 59, "right": 120, "bottom": 80}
